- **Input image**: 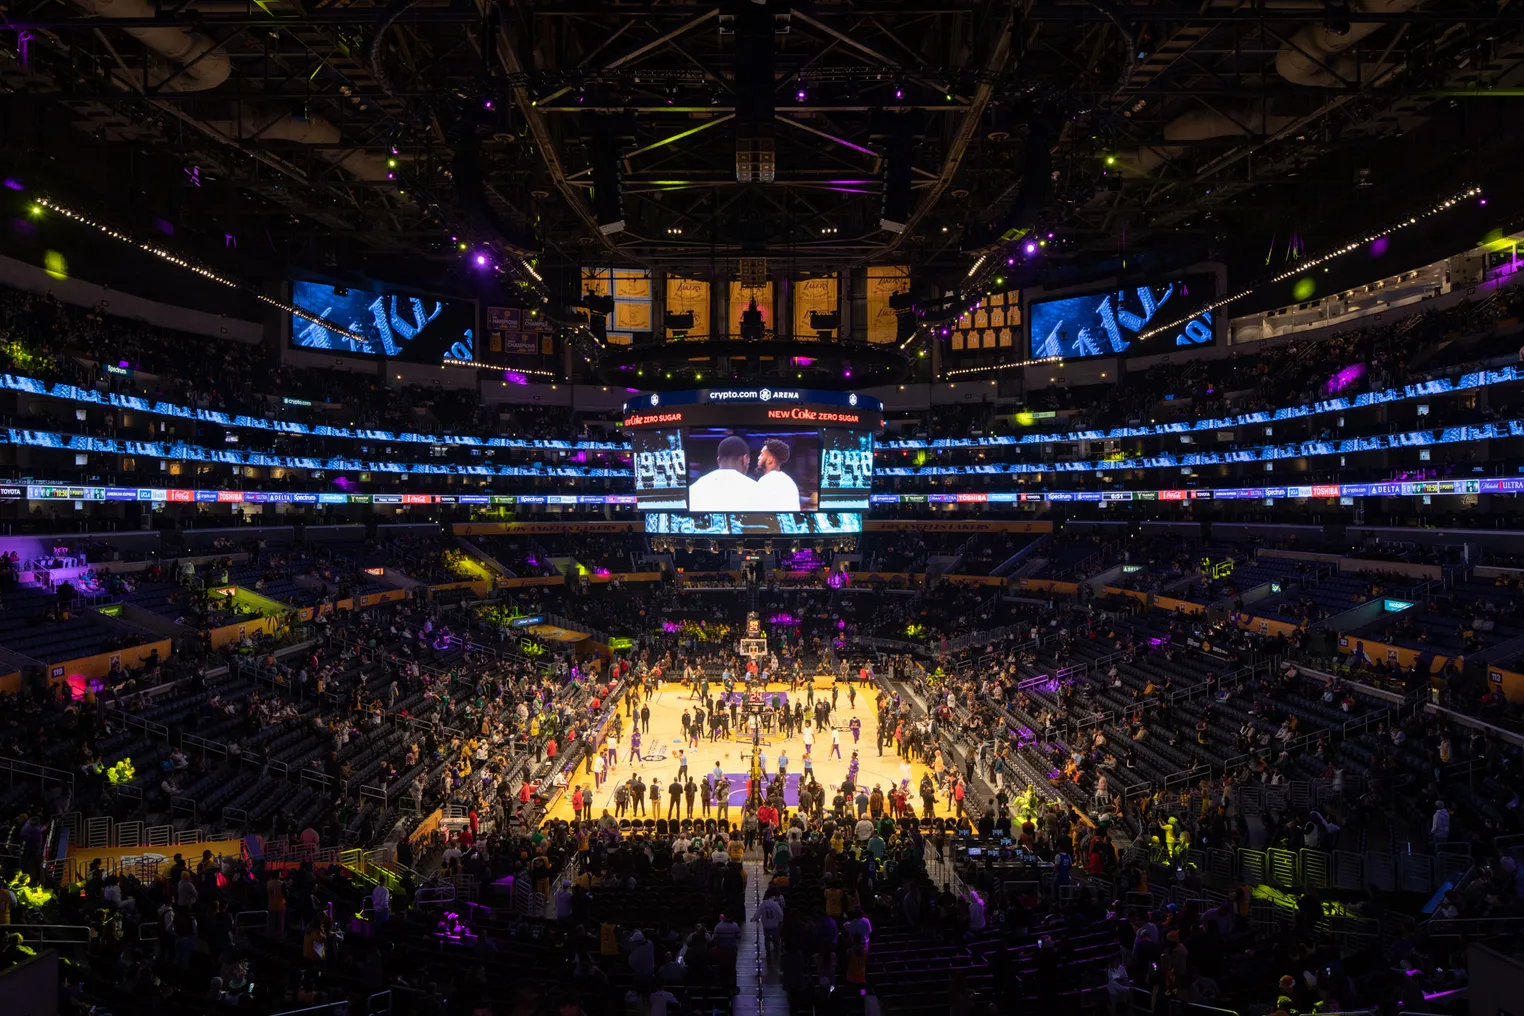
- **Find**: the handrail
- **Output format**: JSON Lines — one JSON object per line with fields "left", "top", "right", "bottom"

{"left": 106, "top": 707, "right": 171, "bottom": 741}
{"left": 0, "top": 754, "right": 77, "bottom": 792}
{"left": 10, "top": 924, "right": 94, "bottom": 945}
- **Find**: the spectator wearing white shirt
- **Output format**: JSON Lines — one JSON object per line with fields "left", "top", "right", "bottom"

{"left": 756, "top": 896, "right": 784, "bottom": 956}
{"left": 371, "top": 882, "right": 390, "bottom": 922}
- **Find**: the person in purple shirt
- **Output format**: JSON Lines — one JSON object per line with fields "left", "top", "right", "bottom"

{"left": 628, "top": 728, "right": 643, "bottom": 762}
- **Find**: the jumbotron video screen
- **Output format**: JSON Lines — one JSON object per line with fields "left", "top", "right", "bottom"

{"left": 624, "top": 388, "right": 879, "bottom": 535}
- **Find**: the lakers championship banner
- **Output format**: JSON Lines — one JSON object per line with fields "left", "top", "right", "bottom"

{"left": 793, "top": 275, "right": 839, "bottom": 339}
{"left": 865, "top": 265, "right": 910, "bottom": 344}
{"left": 666, "top": 276, "right": 710, "bottom": 339}
{"left": 728, "top": 280, "right": 774, "bottom": 335}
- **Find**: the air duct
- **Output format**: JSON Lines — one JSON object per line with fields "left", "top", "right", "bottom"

{"left": 69, "top": 0, "right": 231, "bottom": 92}
{"left": 1275, "top": 0, "right": 1423, "bottom": 88}
{"left": 1125, "top": 106, "right": 1297, "bottom": 176}
{"left": 202, "top": 110, "right": 396, "bottom": 184}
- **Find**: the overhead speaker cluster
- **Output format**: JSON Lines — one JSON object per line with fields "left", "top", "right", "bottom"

{"left": 736, "top": 137, "right": 776, "bottom": 184}
{"left": 739, "top": 257, "right": 768, "bottom": 288}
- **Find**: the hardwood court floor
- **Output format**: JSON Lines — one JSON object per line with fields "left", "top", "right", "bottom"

{"left": 544, "top": 679, "right": 959, "bottom": 823}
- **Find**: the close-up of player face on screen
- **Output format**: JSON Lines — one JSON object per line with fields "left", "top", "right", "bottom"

{"left": 685, "top": 429, "right": 818, "bottom": 513}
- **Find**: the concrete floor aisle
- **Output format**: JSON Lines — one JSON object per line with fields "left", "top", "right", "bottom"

{"left": 733, "top": 859, "right": 789, "bottom": 1016}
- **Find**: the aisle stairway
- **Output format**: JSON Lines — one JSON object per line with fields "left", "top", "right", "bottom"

{"left": 735, "top": 858, "right": 789, "bottom": 1016}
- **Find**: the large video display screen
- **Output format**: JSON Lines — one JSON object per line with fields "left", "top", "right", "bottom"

{"left": 290, "top": 280, "right": 476, "bottom": 362}
{"left": 625, "top": 387, "right": 879, "bottom": 529}
{"left": 645, "top": 512, "right": 863, "bottom": 536}
{"left": 1028, "top": 277, "right": 1215, "bottom": 360}
{"left": 685, "top": 427, "right": 819, "bottom": 512}
{"left": 819, "top": 429, "right": 873, "bottom": 510}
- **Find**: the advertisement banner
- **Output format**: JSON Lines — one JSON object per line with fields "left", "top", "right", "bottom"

{"left": 453, "top": 521, "right": 644, "bottom": 536}
{"left": 863, "top": 520, "right": 1051, "bottom": 533}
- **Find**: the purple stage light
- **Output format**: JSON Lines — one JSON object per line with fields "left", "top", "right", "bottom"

{"left": 3, "top": 178, "right": 23, "bottom": 192}
{"left": 503, "top": 370, "right": 528, "bottom": 385}
{"left": 1324, "top": 362, "right": 1367, "bottom": 394}
{"left": 1368, "top": 236, "right": 1389, "bottom": 257}
{"left": 1024, "top": 241, "right": 1037, "bottom": 254}
{"left": 475, "top": 253, "right": 487, "bottom": 265}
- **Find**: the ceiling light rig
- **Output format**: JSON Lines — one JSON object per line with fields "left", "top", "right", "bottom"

{"left": 34, "top": 196, "right": 369, "bottom": 343}
{"left": 1135, "top": 184, "right": 1485, "bottom": 344}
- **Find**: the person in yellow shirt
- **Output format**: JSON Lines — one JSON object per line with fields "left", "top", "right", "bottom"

{"left": 266, "top": 872, "right": 286, "bottom": 938}
{"left": 824, "top": 881, "right": 844, "bottom": 918}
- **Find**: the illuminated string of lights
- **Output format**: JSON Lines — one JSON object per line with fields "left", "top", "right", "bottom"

{"left": 1135, "top": 184, "right": 1485, "bottom": 344}
{"left": 33, "top": 197, "right": 370, "bottom": 344}
{"left": 943, "top": 354, "right": 1063, "bottom": 379}
{"left": 441, "top": 358, "right": 558, "bottom": 376}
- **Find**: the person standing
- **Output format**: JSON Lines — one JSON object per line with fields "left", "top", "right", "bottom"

{"left": 685, "top": 777, "right": 697, "bottom": 818}
{"left": 700, "top": 776, "right": 713, "bottom": 817}
{"left": 640, "top": 702, "right": 651, "bottom": 734}
{"left": 668, "top": 778, "right": 683, "bottom": 819}
{"left": 717, "top": 776, "right": 732, "bottom": 823}
{"left": 629, "top": 728, "right": 643, "bottom": 763}
{"left": 265, "top": 870, "right": 287, "bottom": 939}
{"left": 830, "top": 728, "right": 842, "bottom": 759}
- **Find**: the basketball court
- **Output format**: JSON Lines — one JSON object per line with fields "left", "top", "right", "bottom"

{"left": 542, "top": 676, "right": 960, "bottom": 823}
